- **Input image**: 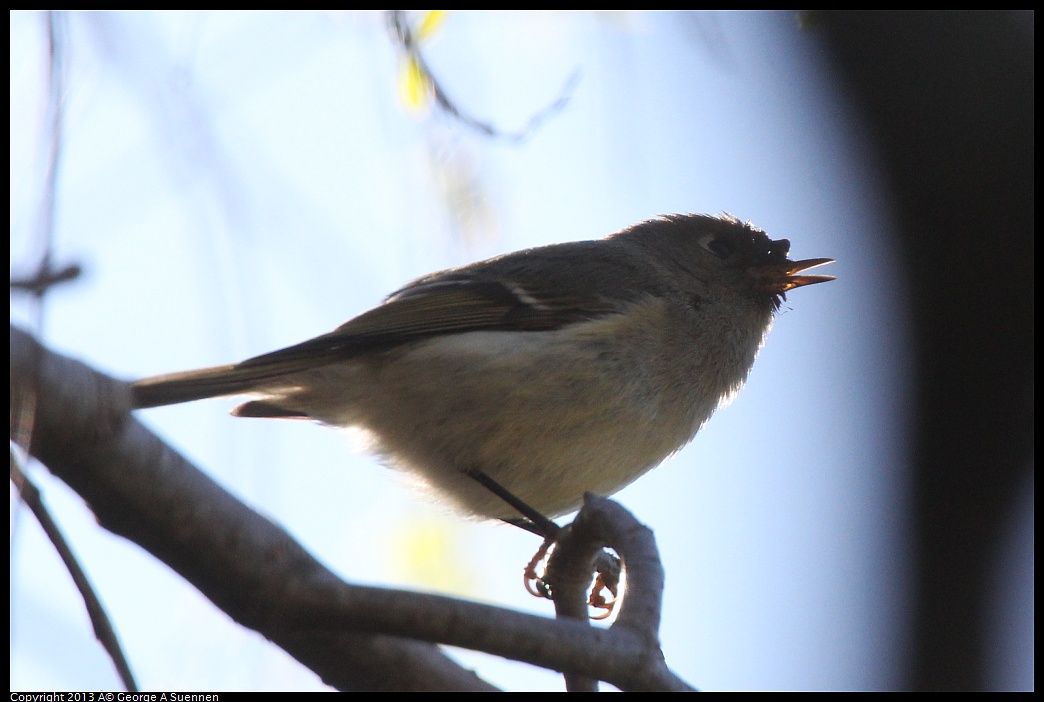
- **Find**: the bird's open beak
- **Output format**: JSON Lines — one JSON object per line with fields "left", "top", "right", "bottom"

{"left": 751, "top": 258, "right": 835, "bottom": 294}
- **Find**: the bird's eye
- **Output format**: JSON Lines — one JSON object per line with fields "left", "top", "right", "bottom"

{"left": 699, "top": 235, "right": 735, "bottom": 258}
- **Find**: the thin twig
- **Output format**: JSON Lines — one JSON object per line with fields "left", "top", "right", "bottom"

{"left": 388, "top": 10, "right": 580, "bottom": 143}
{"left": 10, "top": 454, "right": 139, "bottom": 691}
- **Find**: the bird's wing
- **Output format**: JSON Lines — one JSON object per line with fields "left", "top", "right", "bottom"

{"left": 131, "top": 240, "right": 653, "bottom": 409}
{"left": 237, "top": 274, "right": 620, "bottom": 373}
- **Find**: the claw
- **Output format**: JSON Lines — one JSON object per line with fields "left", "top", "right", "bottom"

{"left": 587, "top": 570, "right": 619, "bottom": 620}
{"left": 523, "top": 538, "right": 623, "bottom": 621}
{"left": 523, "top": 538, "right": 555, "bottom": 599}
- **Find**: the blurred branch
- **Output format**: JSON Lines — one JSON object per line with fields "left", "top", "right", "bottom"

{"left": 34, "top": 11, "right": 65, "bottom": 278}
{"left": 388, "top": 10, "right": 579, "bottom": 143}
{"left": 10, "top": 262, "right": 83, "bottom": 295}
{"left": 9, "top": 12, "right": 117, "bottom": 689}
{"left": 10, "top": 325, "right": 694, "bottom": 692}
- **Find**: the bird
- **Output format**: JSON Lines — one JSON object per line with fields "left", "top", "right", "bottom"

{"left": 131, "top": 213, "right": 833, "bottom": 523}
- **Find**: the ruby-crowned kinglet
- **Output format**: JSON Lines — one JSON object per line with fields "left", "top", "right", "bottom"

{"left": 132, "top": 214, "right": 833, "bottom": 520}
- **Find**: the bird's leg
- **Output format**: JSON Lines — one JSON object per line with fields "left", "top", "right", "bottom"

{"left": 465, "top": 470, "right": 560, "bottom": 600}
{"left": 465, "top": 470, "right": 560, "bottom": 538}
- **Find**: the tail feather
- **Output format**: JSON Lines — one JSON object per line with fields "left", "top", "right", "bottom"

{"left": 131, "top": 364, "right": 271, "bottom": 409}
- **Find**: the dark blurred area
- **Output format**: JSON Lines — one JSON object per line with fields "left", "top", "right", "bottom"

{"left": 816, "top": 11, "right": 1033, "bottom": 691}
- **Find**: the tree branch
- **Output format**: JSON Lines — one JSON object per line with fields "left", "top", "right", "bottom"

{"left": 10, "top": 325, "right": 495, "bottom": 692}
{"left": 10, "top": 325, "right": 695, "bottom": 691}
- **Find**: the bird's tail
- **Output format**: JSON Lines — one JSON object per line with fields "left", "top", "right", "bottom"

{"left": 131, "top": 364, "right": 276, "bottom": 409}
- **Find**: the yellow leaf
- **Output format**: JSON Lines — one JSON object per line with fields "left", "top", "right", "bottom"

{"left": 386, "top": 515, "right": 472, "bottom": 594}
{"left": 416, "top": 10, "right": 447, "bottom": 41}
{"left": 399, "top": 56, "right": 431, "bottom": 112}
